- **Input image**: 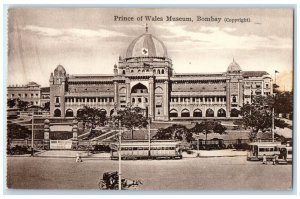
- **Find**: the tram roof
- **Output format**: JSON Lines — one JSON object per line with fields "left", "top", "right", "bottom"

{"left": 248, "top": 142, "right": 282, "bottom": 146}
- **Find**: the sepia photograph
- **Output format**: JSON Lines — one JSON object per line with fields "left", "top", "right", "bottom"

{"left": 5, "top": 7, "right": 294, "bottom": 192}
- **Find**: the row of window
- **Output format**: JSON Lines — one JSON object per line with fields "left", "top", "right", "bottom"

{"left": 9, "top": 93, "right": 39, "bottom": 98}
{"left": 120, "top": 147, "right": 176, "bottom": 150}
{"left": 64, "top": 97, "right": 114, "bottom": 103}
{"left": 170, "top": 97, "right": 226, "bottom": 103}
{"left": 122, "top": 69, "right": 166, "bottom": 75}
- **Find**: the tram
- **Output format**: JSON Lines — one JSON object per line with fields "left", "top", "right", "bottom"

{"left": 110, "top": 140, "right": 182, "bottom": 160}
{"left": 247, "top": 142, "right": 282, "bottom": 161}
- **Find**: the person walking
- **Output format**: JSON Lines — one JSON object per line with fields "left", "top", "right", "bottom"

{"left": 76, "top": 152, "right": 82, "bottom": 162}
{"left": 262, "top": 154, "right": 267, "bottom": 164}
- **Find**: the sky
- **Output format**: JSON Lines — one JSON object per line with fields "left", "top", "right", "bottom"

{"left": 7, "top": 8, "right": 294, "bottom": 91}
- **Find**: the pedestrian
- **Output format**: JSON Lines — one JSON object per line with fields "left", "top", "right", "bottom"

{"left": 76, "top": 152, "right": 82, "bottom": 162}
{"left": 262, "top": 154, "right": 267, "bottom": 164}
{"left": 272, "top": 154, "right": 276, "bottom": 165}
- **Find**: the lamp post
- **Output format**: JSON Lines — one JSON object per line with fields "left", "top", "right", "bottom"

{"left": 148, "top": 118, "right": 151, "bottom": 157}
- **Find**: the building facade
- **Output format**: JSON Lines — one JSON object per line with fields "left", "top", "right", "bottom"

{"left": 49, "top": 28, "right": 273, "bottom": 121}
{"left": 7, "top": 82, "right": 41, "bottom": 106}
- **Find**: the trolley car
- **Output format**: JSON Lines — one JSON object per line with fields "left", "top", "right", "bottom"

{"left": 247, "top": 142, "right": 282, "bottom": 161}
{"left": 110, "top": 140, "right": 182, "bottom": 160}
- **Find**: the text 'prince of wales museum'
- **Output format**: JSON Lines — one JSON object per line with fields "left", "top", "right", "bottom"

{"left": 49, "top": 27, "right": 273, "bottom": 121}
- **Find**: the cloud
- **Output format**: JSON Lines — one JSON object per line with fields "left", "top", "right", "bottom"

{"left": 22, "top": 25, "right": 127, "bottom": 38}
{"left": 222, "top": 27, "right": 236, "bottom": 32}
{"left": 157, "top": 25, "right": 292, "bottom": 50}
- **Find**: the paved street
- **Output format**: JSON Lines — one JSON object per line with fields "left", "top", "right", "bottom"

{"left": 7, "top": 156, "right": 292, "bottom": 190}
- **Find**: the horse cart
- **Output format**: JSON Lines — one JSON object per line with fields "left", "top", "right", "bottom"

{"left": 98, "top": 171, "right": 142, "bottom": 190}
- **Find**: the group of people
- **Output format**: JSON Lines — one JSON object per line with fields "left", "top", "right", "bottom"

{"left": 262, "top": 154, "right": 278, "bottom": 165}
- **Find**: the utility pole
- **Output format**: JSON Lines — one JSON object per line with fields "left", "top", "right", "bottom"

{"left": 272, "top": 107, "right": 275, "bottom": 142}
{"left": 31, "top": 111, "right": 34, "bottom": 156}
{"left": 118, "top": 124, "right": 122, "bottom": 190}
{"left": 148, "top": 119, "right": 151, "bottom": 156}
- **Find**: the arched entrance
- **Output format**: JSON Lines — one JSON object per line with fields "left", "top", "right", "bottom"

{"left": 77, "top": 109, "right": 84, "bottom": 117}
{"left": 99, "top": 109, "right": 107, "bottom": 116}
{"left": 206, "top": 108, "right": 214, "bottom": 117}
{"left": 54, "top": 109, "right": 61, "bottom": 117}
{"left": 65, "top": 109, "right": 74, "bottom": 117}
{"left": 169, "top": 109, "right": 178, "bottom": 118}
{"left": 181, "top": 109, "right": 190, "bottom": 117}
{"left": 230, "top": 109, "right": 239, "bottom": 117}
{"left": 193, "top": 109, "right": 202, "bottom": 117}
{"left": 217, "top": 109, "right": 226, "bottom": 117}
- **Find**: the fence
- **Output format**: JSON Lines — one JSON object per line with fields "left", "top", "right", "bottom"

{"left": 50, "top": 140, "right": 73, "bottom": 150}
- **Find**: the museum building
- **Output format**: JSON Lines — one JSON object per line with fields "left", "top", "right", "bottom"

{"left": 49, "top": 27, "right": 273, "bottom": 121}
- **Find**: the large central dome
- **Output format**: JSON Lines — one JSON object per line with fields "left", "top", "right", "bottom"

{"left": 125, "top": 28, "right": 168, "bottom": 58}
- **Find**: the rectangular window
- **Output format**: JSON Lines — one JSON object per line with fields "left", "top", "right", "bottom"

{"left": 259, "top": 148, "right": 265, "bottom": 152}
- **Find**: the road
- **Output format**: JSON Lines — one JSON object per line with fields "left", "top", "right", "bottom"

{"left": 6, "top": 156, "right": 292, "bottom": 190}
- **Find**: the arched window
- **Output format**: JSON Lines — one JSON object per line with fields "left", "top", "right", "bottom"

{"left": 132, "top": 98, "right": 135, "bottom": 103}
{"left": 65, "top": 109, "right": 74, "bottom": 117}
{"left": 181, "top": 109, "right": 190, "bottom": 117}
{"left": 217, "top": 109, "right": 226, "bottom": 117}
{"left": 255, "top": 89, "right": 262, "bottom": 95}
{"left": 122, "top": 70, "right": 126, "bottom": 75}
{"left": 131, "top": 83, "right": 148, "bottom": 93}
{"left": 161, "top": 69, "right": 164, "bottom": 74}
{"left": 54, "top": 109, "right": 61, "bottom": 117}
{"left": 153, "top": 69, "right": 156, "bottom": 74}
{"left": 193, "top": 109, "right": 202, "bottom": 117}
{"left": 157, "top": 70, "right": 161, "bottom": 74}
{"left": 170, "top": 109, "right": 178, "bottom": 118}
{"left": 55, "top": 97, "right": 59, "bottom": 103}
{"left": 206, "top": 108, "right": 214, "bottom": 117}
{"left": 232, "top": 96, "right": 237, "bottom": 103}
{"left": 138, "top": 98, "right": 142, "bottom": 103}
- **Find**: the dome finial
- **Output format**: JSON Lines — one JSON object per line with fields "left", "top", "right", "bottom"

{"left": 145, "top": 23, "right": 148, "bottom": 33}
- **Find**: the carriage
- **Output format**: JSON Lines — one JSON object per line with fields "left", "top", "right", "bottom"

{"left": 98, "top": 171, "right": 142, "bottom": 190}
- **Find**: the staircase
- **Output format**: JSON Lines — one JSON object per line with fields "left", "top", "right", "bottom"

{"left": 91, "top": 129, "right": 118, "bottom": 142}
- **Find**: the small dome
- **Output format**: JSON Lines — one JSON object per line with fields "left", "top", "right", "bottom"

{"left": 227, "top": 59, "right": 242, "bottom": 73}
{"left": 54, "top": 65, "right": 66, "bottom": 77}
{"left": 126, "top": 28, "right": 167, "bottom": 58}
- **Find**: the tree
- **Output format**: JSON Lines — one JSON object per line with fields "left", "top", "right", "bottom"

{"left": 76, "top": 106, "right": 107, "bottom": 130}
{"left": 114, "top": 106, "right": 148, "bottom": 139}
{"left": 7, "top": 99, "right": 16, "bottom": 108}
{"left": 240, "top": 95, "right": 289, "bottom": 141}
{"left": 153, "top": 124, "right": 193, "bottom": 142}
{"left": 16, "top": 99, "right": 30, "bottom": 111}
{"left": 189, "top": 120, "right": 226, "bottom": 146}
{"left": 273, "top": 91, "right": 293, "bottom": 119}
